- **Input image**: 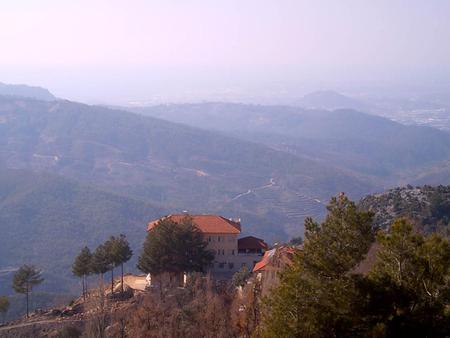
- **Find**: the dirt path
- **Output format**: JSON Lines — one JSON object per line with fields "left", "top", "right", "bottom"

{"left": 123, "top": 275, "right": 147, "bottom": 291}
{"left": 230, "top": 178, "right": 276, "bottom": 201}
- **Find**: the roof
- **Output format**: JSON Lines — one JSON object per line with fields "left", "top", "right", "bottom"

{"left": 238, "top": 236, "right": 269, "bottom": 250}
{"left": 147, "top": 214, "right": 241, "bottom": 234}
{"left": 253, "top": 249, "right": 275, "bottom": 272}
{"left": 252, "top": 246, "right": 297, "bottom": 272}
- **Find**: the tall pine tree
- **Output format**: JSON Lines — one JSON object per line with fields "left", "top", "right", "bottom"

{"left": 262, "top": 194, "right": 374, "bottom": 337}
{"left": 72, "top": 246, "right": 93, "bottom": 300}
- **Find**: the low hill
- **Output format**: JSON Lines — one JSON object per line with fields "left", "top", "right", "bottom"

{"left": 359, "top": 185, "right": 450, "bottom": 234}
{"left": 0, "top": 83, "right": 56, "bottom": 101}
{"left": 296, "top": 90, "right": 368, "bottom": 111}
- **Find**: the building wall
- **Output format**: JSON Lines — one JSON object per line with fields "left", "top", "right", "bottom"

{"left": 204, "top": 233, "right": 262, "bottom": 276}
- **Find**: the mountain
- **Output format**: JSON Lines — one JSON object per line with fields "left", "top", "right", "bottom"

{"left": 129, "top": 102, "right": 450, "bottom": 179}
{"left": 0, "top": 82, "right": 56, "bottom": 101}
{"left": 359, "top": 185, "right": 450, "bottom": 234}
{"left": 0, "top": 168, "right": 165, "bottom": 295}
{"left": 296, "top": 90, "right": 368, "bottom": 111}
{"left": 0, "top": 96, "right": 375, "bottom": 243}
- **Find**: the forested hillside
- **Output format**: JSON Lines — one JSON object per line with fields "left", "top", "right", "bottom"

{"left": 0, "top": 168, "right": 165, "bottom": 295}
{"left": 0, "top": 96, "right": 375, "bottom": 239}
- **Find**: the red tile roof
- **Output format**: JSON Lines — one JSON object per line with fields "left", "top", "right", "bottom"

{"left": 147, "top": 214, "right": 241, "bottom": 234}
{"left": 238, "top": 236, "right": 269, "bottom": 251}
{"left": 253, "top": 246, "right": 296, "bottom": 272}
{"left": 253, "top": 249, "right": 275, "bottom": 272}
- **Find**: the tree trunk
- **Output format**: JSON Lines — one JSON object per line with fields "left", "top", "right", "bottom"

{"left": 85, "top": 275, "right": 89, "bottom": 298}
{"left": 121, "top": 263, "right": 124, "bottom": 295}
{"left": 82, "top": 275, "right": 86, "bottom": 301}
{"left": 26, "top": 284, "right": 29, "bottom": 318}
{"left": 111, "top": 268, "right": 114, "bottom": 295}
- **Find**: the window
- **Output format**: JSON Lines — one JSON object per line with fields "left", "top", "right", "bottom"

{"left": 217, "top": 249, "right": 220, "bottom": 255}
{"left": 219, "top": 262, "right": 225, "bottom": 269}
{"left": 232, "top": 250, "right": 235, "bottom": 255}
{"left": 222, "top": 249, "right": 225, "bottom": 255}
{"left": 208, "top": 236, "right": 211, "bottom": 242}
{"left": 218, "top": 236, "right": 221, "bottom": 242}
{"left": 228, "top": 262, "right": 234, "bottom": 269}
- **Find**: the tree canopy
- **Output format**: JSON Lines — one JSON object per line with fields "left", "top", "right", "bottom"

{"left": 72, "top": 246, "right": 93, "bottom": 299}
{"left": 12, "top": 265, "right": 44, "bottom": 317}
{"left": 262, "top": 194, "right": 450, "bottom": 337}
{"left": 262, "top": 194, "right": 375, "bottom": 337}
{"left": 91, "top": 244, "right": 112, "bottom": 276}
{"left": 72, "top": 246, "right": 92, "bottom": 278}
{"left": 357, "top": 218, "right": 450, "bottom": 337}
{"left": 0, "top": 296, "right": 10, "bottom": 322}
{"left": 138, "top": 217, "right": 214, "bottom": 275}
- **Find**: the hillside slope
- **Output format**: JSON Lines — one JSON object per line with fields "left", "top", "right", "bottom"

{"left": 0, "top": 168, "right": 165, "bottom": 295}
{"left": 131, "top": 102, "right": 450, "bottom": 179}
{"left": 0, "top": 82, "right": 56, "bottom": 101}
{"left": 359, "top": 185, "right": 450, "bottom": 233}
{"left": 0, "top": 96, "right": 376, "bottom": 239}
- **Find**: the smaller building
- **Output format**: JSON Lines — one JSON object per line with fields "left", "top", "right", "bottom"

{"left": 253, "top": 246, "right": 297, "bottom": 295}
{"left": 238, "top": 236, "right": 269, "bottom": 255}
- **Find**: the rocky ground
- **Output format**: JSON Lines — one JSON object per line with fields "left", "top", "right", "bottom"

{"left": 0, "top": 279, "right": 141, "bottom": 338}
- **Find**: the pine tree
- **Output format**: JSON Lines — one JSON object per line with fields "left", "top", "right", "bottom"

{"left": 361, "top": 218, "right": 450, "bottom": 337}
{"left": 138, "top": 217, "right": 214, "bottom": 275}
{"left": 110, "top": 234, "right": 133, "bottom": 295}
{"left": 72, "top": 246, "right": 93, "bottom": 300}
{"left": 91, "top": 243, "right": 111, "bottom": 286}
{"left": 262, "top": 194, "right": 375, "bottom": 337}
{"left": 103, "top": 236, "right": 117, "bottom": 295}
{"left": 12, "top": 265, "right": 44, "bottom": 318}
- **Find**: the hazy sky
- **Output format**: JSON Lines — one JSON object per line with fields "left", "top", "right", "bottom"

{"left": 1, "top": 0, "right": 450, "bottom": 103}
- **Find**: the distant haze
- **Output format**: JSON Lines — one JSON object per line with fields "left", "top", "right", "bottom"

{"left": 1, "top": 0, "right": 450, "bottom": 104}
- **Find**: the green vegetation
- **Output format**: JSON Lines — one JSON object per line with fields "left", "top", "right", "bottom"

{"left": 262, "top": 194, "right": 374, "bottom": 337}
{"left": 232, "top": 266, "right": 251, "bottom": 288}
{"left": 109, "top": 234, "right": 133, "bottom": 295}
{"left": 72, "top": 247, "right": 93, "bottom": 300}
{"left": 288, "top": 235, "right": 303, "bottom": 246}
{"left": 91, "top": 243, "right": 111, "bottom": 282}
{"left": 0, "top": 168, "right": 163, "bottom": 296}
{"left": 262, "top": 195, "right": 450, "bottom": 337}
{"left": 138, "top": 217, "right": 214, "bottom": 275}
{"left": 74, "top": 235, "right": 133, "bottom": 295}
{"left": 103, "top": 235, "right": 133, "bottom": 294}
{"left": 12, "top": 265, "right": 44, "bottom": 318}
{"left": 0, "top": 296, "right": 9, "bottom": 323}
{"left": 357, "top": 219, "right": 450, "bottom": 337}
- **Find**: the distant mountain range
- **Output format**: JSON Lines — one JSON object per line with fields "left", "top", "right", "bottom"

{"left": 1, "top": 86, "right": 450, "bottom": 318}
{"left": 0, "top": 82, "right": 56, "bottom": 101}
{"left": 130, "top": 102, "right": 450, "bottom": 181}
{"left": 296, "top": 90, "right": 369, "bottom": 111}
{"left": 1, "top": 96, "right": 374, "bottom": 243}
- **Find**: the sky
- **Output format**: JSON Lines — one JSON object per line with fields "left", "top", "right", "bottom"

{"left": 1, "top": 0, "right": 450, "bottom": 104}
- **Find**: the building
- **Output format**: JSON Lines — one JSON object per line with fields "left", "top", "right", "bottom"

{"left": 252, "top": 245, "right": 297, "bottom": 295}
{"left": 147, "top": 214, "right": 268, "bottom": 279}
